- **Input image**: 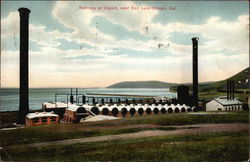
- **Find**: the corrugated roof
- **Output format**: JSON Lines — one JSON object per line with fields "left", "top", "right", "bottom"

{"left": 214, "top": 97, "right": 242, "bottom": 106}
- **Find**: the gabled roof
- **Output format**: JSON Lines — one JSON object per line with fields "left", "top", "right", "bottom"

{"left": 26, "top": 112, "right": 58, "bottom": 119}
{"left": 214, "top": 97, "right": 242, "bottom": 106}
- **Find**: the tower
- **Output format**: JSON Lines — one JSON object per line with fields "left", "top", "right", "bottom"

{"left": 17, "top": 8, "right": 31, "bottom": 124}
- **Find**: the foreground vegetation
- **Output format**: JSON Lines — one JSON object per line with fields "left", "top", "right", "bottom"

{"left": 1, "top": 112, "right": 248, "bottom": 146}
{"left": 2, "top": 131, "right": 248, "bottom": 161}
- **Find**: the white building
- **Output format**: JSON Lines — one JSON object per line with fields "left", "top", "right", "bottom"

{"left": 206, "top": 96, "right": 242, "bottom": 111}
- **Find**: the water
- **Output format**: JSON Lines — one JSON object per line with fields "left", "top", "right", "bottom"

{"left": 0, "top": 88, "right": 176, "bottom": 111}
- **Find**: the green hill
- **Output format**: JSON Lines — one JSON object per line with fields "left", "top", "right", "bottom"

{"left": 202, "top": 67, "right": 249, "bottom": 91}
{"left": 107, "top": 67, "right": 249, "bottom": 91}
{"left": 170, "top": 67, "right": 249, "bottom": 92}
{"left": 107, "top": 81, "right": 178, "bottom": 88}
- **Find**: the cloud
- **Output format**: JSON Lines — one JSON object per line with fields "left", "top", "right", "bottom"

{"left": 1, "top": 12, "right": 19, "bottom": 39}
{"left": 1, "top": 11, "right": 65, "bottom": 49}
{"left": 3, "top": 2, "right": 247, "bottom": 56}
{"left": 1, "top": 1, "right": 249, "bottom": 87}
{"left": 51, "top": 1, "right": 160, "bottom": 51}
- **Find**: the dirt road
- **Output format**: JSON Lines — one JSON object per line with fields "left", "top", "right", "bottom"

{"left": 4, "top": 123, "right": 248, "bottom": 149}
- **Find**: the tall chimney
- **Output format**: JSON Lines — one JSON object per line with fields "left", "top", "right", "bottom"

{"left": 230, "top": 80, "right": 232, "bottom": 100}
{"left": 232, "top": 80, "right": 234, "bottom": 100}
{"left": 70, "top": 88, "right": 74, "bottom": 104}
{"left": 17, "top": 8, "right": 31, "bottom": 124}
{"left": 76, "top": 88, "right": 78, "bottom": 104}
{"left": 192, "top": 37, "right": 199, "bottom": 109}
{"left": 227, "top": 80, "right": 229, "bottom": 100}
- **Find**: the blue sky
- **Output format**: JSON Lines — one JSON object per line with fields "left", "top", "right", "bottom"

{"left": 1, "top": 1, "right": 249, "bottom": 87}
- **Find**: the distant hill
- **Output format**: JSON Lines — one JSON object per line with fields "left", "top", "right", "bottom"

{"left": 107, "top": 67, "right": 249, "bottom": 90}
{"left": 170, "top": 67, "right": 250, "bottom": 92}
{"left": 107, "top": 81, "right": 178, "bottom": 88}
{"left": 205, "top": 66, "right": 249, "bottom": 90}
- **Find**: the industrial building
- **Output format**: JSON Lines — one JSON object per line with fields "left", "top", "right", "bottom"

{"left": 60, "top": 102, "right": 192, "bottom": 123}
{"left": 206, "top": 80, "right": 242, "bottom": 111}
{"left": 42, "top": 102, "right": 67, "bottom": 119}
{"left": 206, "top": 97, "right": 242, "bottom": 111}
{"left": 25, "top": 112, "right": 59, "bottom": 126}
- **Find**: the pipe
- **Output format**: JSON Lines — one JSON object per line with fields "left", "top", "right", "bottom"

{"left": 192, "top": 37, "right": 199, "bottom": 109}
{"left": 101, "top": 98, "right": 105, "bottom": 105}
{"left": 76, "top": 88, "right": 78, "bottom": 104}
{"left": 110, "top": 98, "right": 113, "bottom": 105}
{"left": 125, "top": 98, "right": 128, "bottom": 105}
{"left": 232, "top": 80, "right": 234, "bottom": 100}
{"left": 70, "top": 88, "right": 74, "bottom": 104}
{"left": 18, "top": 8, "right": 31, "bottom": 124}
{"left": 140, "top": 99, "right": 143, "bottom": 104}
{"left": 82, "top": 95, "right": 86, "bottom": 104}
{"left": 227, "top": 80, "right": 229, "bottom": 100}
{"left": 118, "top": 98, "right": 121, "bottom": 105}
{"left": 133, "top": 99, "right": 136, "bottom": 104}
{"left": 229, "top": 80, "right": 232, "bottom": 100}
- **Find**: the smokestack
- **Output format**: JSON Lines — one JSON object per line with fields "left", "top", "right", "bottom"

{"left": 17, "top": 8, "right": 31, "bottom": 124}
{"left": 227, "top": 80, "right": 229, "bottom": 100}
{"left": 82, "top": 95, "right": 86, "bottom": 104}
{"left": 76, "top": 88, "right": 78, "bottom": 104}
{"left": 70, "top": 88, "right": 74, "bottom": 104}
{"left": 229, "top": 80, "right": 232, "bottom": 100}
{"left": 232, "top": 80, "right": 234, "bottom": 100}
{"left": 192, "top": 37, "right": 199, "bottom": 109}
{"left": 92, "top": 98, "right": 96, "bottom": 105}
{"left": 125, "top": 98, "right": 128, "bottom": 105}
{"left": 101, "top": 98, "right": 104, "bottom": 105}
{"left": 133, "top": 99, "right": 136, "bottom": 104}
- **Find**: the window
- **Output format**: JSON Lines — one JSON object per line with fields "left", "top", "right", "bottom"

{"left": 32, "top": 118, "right": 39, "bottom": 123}
{"left": 225, "top": 108, "right": 227, "bottom": 111}
{"left": 218, "top": 108, "right": 222, "bottom": 111}
{"left": 42, "top": 117, "right": 47, "bottom": 123}
{"left": 50, "top": 117, "right": 57, "bottom": 122}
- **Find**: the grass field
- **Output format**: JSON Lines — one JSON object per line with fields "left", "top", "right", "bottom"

{"left": 2, "top": 131, "right": 248, "bottom": 161}
{"left": 1, "top": 112, "right": 249, "bottom": 161}
{"left": 1, "top": 112, "right": 248, "bottom": 146}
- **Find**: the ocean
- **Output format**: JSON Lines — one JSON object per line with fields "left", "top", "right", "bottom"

{"left": 0, "top": 88, "right": 176, "bottom": 111}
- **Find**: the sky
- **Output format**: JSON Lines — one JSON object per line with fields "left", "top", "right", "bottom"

{"left": 1, "top": 1, "right": 249, "bottom": 88}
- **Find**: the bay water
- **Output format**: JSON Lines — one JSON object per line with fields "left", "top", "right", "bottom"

{"left": 0, "top": 88, "right": 176, "bottom": 111}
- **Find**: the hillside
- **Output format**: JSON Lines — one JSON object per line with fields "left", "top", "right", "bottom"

{"left": 202, "top": 67, "right": 249, "bottom": 91}
{"left": 170, "top": 67, "right": 250, "bottom": 92}
{"left": 107, "top": 81, "right": 178, "bottom": 88}
{"left": 107, "top": 67, "right": 249, "bottom": 90}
